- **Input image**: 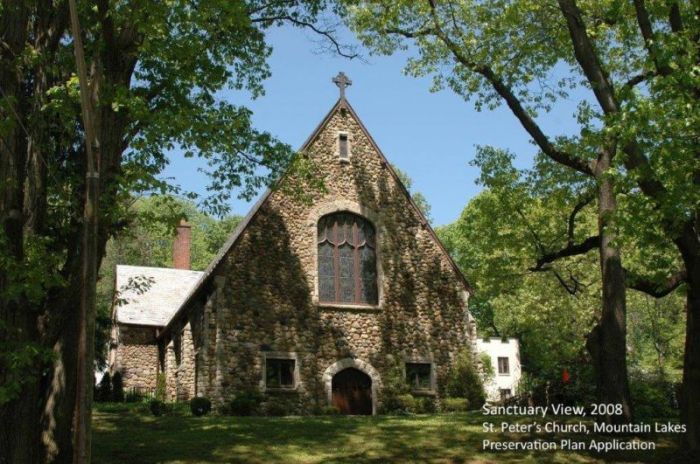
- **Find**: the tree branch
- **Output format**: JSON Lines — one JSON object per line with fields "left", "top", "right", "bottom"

{"left": 625, "top": 267, "right": 687, "bottom": 297}
{"left": 668, "top": 2, "right": 684, "bottom": 32}
{"left": 250, "top": 14, "right": 357, "bottom": 59}
{"left": 567, "top": 193, "right": 594, "bottom": 246}
{"left": 530, "top": 235, "right": 600, "bottom": 271}
{"left": 422, "top": 1, "right": 594, "bottom": 176}
{"left": 622, "top": 71, "right": 655, "bottom": 92}
{"left": 551, "top": 268, "right": 581, "bottom": 295}
{"left": 558, "top": 0, "right": 619, "bottom": 115}
{"left": 632, "top": 0, "right": 673, "bottom": 76}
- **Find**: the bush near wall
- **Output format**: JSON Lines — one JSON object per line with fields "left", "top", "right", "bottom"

{"left": 445, "top": 347, "right": 486, "bottom": 410}
{"left": 155, "top": 373, "right": 167, "bottom": 402}
{"left": 95, "top": 373, "right": 112, "bottom": 402}
{"left": 190, "top": 397, "right": 212, "bottom": 416}
{"left": 111, "top": 372, "right": 124, "bottom": 402}
{"left": 223, "top": 390, "right": 265, "bottom": 416}
{"left": 441, "top": 397, "right": 469, "bottom": 413}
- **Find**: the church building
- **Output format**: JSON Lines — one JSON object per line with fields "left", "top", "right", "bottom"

{"left": 109, "top": 73, "right": 479, "bottom": 414}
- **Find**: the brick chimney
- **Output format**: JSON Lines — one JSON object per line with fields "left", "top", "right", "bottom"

{"left": 173, "top": 219, "right": 191, "bottom": 270}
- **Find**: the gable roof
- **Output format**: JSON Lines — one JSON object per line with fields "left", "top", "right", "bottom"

{"left": 114, "top": 265, "right": 204, "bottom": 326}
{"left": 159, "top": 96, "right": 472, "bottom": 339}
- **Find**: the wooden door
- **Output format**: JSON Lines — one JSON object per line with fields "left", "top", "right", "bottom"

{"left": 331, "top": 368, "right": 372, "bottom": 415}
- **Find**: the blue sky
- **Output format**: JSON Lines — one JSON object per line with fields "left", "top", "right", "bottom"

{"left": 162, "top": 25, "right": 582, "bottom": 227}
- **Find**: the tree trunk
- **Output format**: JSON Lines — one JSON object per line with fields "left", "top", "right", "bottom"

{"left": 683, "top": 277, "right": 700, "bottom": 453}
{"left": 677, "top": 226, "right": 700, "bottom": 453}
{"left": 41, "top": 305, "right": 81, "bottom": 463}
{"left": 591, "top": 159, "right": 633, "bottom": 424}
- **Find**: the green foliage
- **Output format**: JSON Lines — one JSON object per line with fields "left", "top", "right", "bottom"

{"left": 378, "top": 357, "right": 411, "bottom": 414}
{"left": 348, "top": 0, "right": 692, "bottom": 419}
{"left": 92, "top": 404, "right": 684, "bottom": 463}
{"left": 111, "top": 372, "right": 124, "bottom": 402}
{"left": 149, "top": 399, "right": 167, "bottom": 417}
{"left": 438, "top": 182, "right": 685, "bottom": 392}
{"left": 395, "top": 394, "right": 418, "bottom": 414}
{"left": 479, "top": 353, "right": 495, "bottom": 381}
{"left": 261, "top": 399, "right": 290, "bottom": 417}
{"left": 95, "top": 195, "right": 243, "bottom": 369}
{"left": 95, "top": 373, "right": 113, "bottom": 403}
{"left": 391, "top": 165, "right": 432, "bottom": 222}
{"left": 440, "top": 398, "right": 470, "bottom": 413}
{"left": 416, "top": 396, "right": 437, "bottom": 414}
{"left": 630, "top": 373, "right": 679, "bottom": 421}
{"left": 155, "top": 373, "right": 167, "bottom": 402}
{"left": 446, "top": 348, "right": 486, "bottom": 410}
{"left": 0, "top": 0, "right": 354, "bottom": 414}
{"left": 190, "top": 397, "right": 212, "bottom": 417}
{"left": 226, "top": 390, "right": 265, "bottom": 416}
{"left": 125, "top": 388, "right": 145, "bottom": 403}
{"left": 318, "top": 405, "right": 341, "bottom": 416}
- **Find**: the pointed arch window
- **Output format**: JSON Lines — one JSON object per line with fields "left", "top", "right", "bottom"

{"left": 318, "top": 212, "right": 377, "bottom": 305}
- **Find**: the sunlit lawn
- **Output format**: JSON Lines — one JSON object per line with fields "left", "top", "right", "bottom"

{"left": 93, "top": 403, "right": 685, "bottom": 463}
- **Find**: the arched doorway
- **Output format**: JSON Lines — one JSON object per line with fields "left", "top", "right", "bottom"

{"left": 332, "top": 368, "right": 372, "bottom": 415}
{"left": 322, "top": 358, "right": 381, "bottom": 414}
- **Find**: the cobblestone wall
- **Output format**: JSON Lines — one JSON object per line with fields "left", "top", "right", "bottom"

{"left": 162, "top": 100, "right": 475, "bottom": 411}
{"left": 113, "top": 324, "right": 159, "bottom": 393}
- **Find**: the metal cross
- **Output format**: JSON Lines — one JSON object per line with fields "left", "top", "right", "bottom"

{"left": 332, "top": 72, "right": 352, "bottom": 99}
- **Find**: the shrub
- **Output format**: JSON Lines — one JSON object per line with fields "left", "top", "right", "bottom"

{"left": 95, "top": 373, "right": 112, "bottom": 402}
{"left": 416, "top": 396, "right": 437, "bottom": 414}
{"left": 155, "top": 373, "right": 167, "bottom": 402}
{"left": 190, "top": 397, "right": 212, "bottom": 417}
{"left": 262, "top": 399, "right": 289, "bottom": 417}
{"left": 479, "top": 353, "right": 495, "bottom": 381}
{"left": 227, "top": 390, "right": 265, "bottom": 416}
{"left": 149, "top": 399, "right": 166, "bottom": 416}
{"left": 379, "top": 358, "right": 411, "bottom": 414}
{"left": 382, "top": 394, "right": 418, "bottom": 414}
{"left": 124, "top": 388, "right": 144, "bottom": 403}
{"left": 111, "top": 372, "right": 124, "bottom": 402}
{"left": 441, "top": 397, "right": 469, "bottom": 413}
{"left": 319, "top": 405, "right": 341, "bottom": 415}
{"left": 446, "top": 347, "right": 486, "bottom": 410}
{"left": 630, "top": 374, "right": 678, "bottom": 421}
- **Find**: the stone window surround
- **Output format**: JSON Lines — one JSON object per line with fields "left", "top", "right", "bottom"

{"left": 260, "top": 351, "right": 301, "bottom": 392}
{"left": 336, "top": 131, "right": 351, "bottom": 162}
{"left": 308, "top": 200, "right": 385, "bottom": 310}
{"left": 403, "top": 355, "right": 437, "bottom": 396}
{"left": 322, "top": 357, "right": 382, "bottom": 415}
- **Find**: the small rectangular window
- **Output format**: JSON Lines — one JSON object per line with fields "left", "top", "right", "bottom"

{"left": 497, "top": 357, "right": 509, "bottom": 375}
{"left": 266, "top": 358, "right": 295, "bottom": 388}
{"left": 406, "top": 362, "right": 432, "bottom": 390}
{"left": 339, "top": 133, "right": 349, "bottom": 159}
{"left": 500, "top": 388, "right": 512, "bottom": 401}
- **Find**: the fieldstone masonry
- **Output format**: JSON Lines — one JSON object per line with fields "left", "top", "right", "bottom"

{"left": 113, "top": 93, "right": 478, "bottom": 413}
{"left": 112, "top": 325, "right": 159, "bottom": 392}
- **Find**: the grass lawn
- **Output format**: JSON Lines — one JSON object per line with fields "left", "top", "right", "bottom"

{"left": 93, "top": 404, "right": 684, "bottom": 464}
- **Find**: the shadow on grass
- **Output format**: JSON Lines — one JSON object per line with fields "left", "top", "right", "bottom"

{"left": 93, "top": 408, "right": 684, "bottom": 464}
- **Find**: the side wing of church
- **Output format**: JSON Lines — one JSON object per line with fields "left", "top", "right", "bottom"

{"left": 110, "top": 75, "right": 479, "bottom": 414}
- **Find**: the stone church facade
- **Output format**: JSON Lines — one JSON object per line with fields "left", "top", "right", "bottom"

{"left": 110, "top": 74, "right": 478, "bottom": 414}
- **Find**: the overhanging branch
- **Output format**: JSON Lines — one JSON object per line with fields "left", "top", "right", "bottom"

{"left": 422, "top": 0, "right": 594, "bottom": 177}
{"left": 529, "top": 235, "right": 600, "bottom": 271}
{"left": 625, "top": 267, "right": 687, "bottom": 298}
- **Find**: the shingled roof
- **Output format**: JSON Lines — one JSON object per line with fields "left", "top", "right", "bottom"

{"left": 114, "top": 265, "right": 204, "bottom": 326}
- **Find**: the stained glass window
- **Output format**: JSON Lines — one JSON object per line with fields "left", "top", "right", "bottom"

{"left": 317, "top": 212, "right": 378, "bottom": 304}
